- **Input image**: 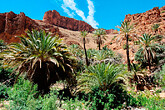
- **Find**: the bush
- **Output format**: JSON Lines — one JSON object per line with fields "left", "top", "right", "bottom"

{"left": 78, "top": 84, "right": 138, "bottom": 110}
{"left": 61, "top": 98, "right": 88, "bottom": 110}
{"left": 7, "top": 78, "right": 59, "bottom": 110}
{"left": 154, "top": 64, "right": 165, "bottom": 87}
{"left": 129, "top": 90, "right": 165, "bottom": 110}
{"left": 0, "top": 83, "right": 8, "bottom": 99}
{"left": 7, "top": 78, "right": 40, "bottom": 110}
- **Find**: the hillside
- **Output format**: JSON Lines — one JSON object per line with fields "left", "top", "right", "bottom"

{"left": 125, "top": 6, "right": 165, "bottom": 36}
{"left": 0, "top": 6, "right": 165, "bottom": 63}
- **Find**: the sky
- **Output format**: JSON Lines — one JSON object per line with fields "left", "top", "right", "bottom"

{"left": 0, "top": 0, "right": 164, "bottom": 30}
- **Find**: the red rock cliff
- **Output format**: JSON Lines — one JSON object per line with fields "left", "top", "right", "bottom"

{"left": 0, "top": 11, "right": 61, "bottom": 43}
{"left": 0, "top": 11, "right": 40, "bottom": 43}
{"left": 43, "top": 10, "right": 94, "bottom": 32}
{"left": 124, "top": 6, "right": 165, "bottom": 35}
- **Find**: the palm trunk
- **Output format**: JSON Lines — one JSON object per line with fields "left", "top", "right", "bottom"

{"left": 146, "top": 49, "right": 151, "bottom": 73}
{"left": 83, "top": 37, "right": 89, "bottom": 66}
{"left": 98, "top": 35, "right": 101, "bottom": 50}
{"left": 34, "top": 62, "right": 50, "bottom": 94}
{"left": 126, "top": 33, "right": 131, "bottom": 71}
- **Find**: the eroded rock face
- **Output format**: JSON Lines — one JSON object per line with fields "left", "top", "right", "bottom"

{"left": 0, "top": 11, "right": 39, "bottom": 43}
{"left": 106, "top": 29, "right": 118, "bottom": 34}
{"left": 124, "top": 6, "right": 165, "bottom": 36}
{"left": 43, "top": 10, "right": 95, "bottom": 32}
{"left": 0, "top": 11, "right": 61, "bottom": 43}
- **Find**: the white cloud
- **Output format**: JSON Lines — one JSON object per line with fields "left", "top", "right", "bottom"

{"left": 86, "top": 0, "right": 99, "bottom": 29}
{"left": 61, "top": 0, "right": 99, "bottom": 28}
{"left": 61, "top": 4, "right": 75, "bottom": 18}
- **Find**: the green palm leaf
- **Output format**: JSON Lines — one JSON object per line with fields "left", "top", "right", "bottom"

{"left": 1, "top": 30, "right": 77, "bottom": 93}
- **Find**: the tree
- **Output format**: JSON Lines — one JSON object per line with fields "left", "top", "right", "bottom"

{"left": 117, "top": 21, "right": 133, "bottom": 71}
{"left": 1, "top": 30, "right": 76, "bottom": 93}
{"left": 93, "top": 29, "right": 106, "bottom": 50}
{"left": 77, "top": 63, "right": 127, "bottom": 92}
{"left": 80, "top": 31, "right": 89, "bottom": 66}
{"left": 138, "top": 33, "right": 159, "bottom": 73}
{"left": 152, "top": 24, "right": 160, "bottom": 34}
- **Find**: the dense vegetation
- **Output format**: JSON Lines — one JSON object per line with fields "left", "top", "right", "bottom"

{"left": 0, "top": 28, "right": 165, "bottom": 109}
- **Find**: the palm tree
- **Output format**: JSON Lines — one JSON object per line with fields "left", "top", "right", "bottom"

{"left": 80, "top": 31, "right": 89, "bottom": 66}
{"left": 93, "top": 29, "right": 106, "bottom": 50}
{"left": 117, "top": 21, "right": 134, "bottom": 71}
{"left": 77, "top": 63, "right": 127, "bottom": 93}
{"left": 138, "top": 33, "right": 159, "bottom": 73}
{"left": 1, "top": 30, "right": 76, "bottom": 93}
{"left": 152, "top": 24, "right": 160, "bottom": 34}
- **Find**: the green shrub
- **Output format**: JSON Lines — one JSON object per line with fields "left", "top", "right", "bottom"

{"left": 78, "top": 84, "right": 138, "bottom": 110}
{"left": 41, "top": 91, "right": 59, "bottom": 110}
{"left": 7, "top": 78, "right": 60, "bottom": 110}
{"left": 61, "top": 98, "right": 88, "bottom": 110}
{"left": 7, "top": 78, "right": 40, "bottom": 110}
{"left": 87, "top": 89, "right": 115, "bottom": 109}
{"left": 154, "top": 64, "right": 165, "bottom": 87}
{"left": 0, "top": 83, "right": 8, "bottom": 99}
{"left": 131, "top": 90, "right": 165, "bottom": 110}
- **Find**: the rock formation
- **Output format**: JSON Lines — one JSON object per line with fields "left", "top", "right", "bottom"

{"left": 0, "top": 11, "right": 39, "bottom": 43}
{"left": 0, "top": 11, "right": 61, "bottom": 43}
{"left": 124, "top": 6, "right": 165, "bottom": 36}
{"left": 43, "top": 10, "right": 94, "bottom": 32}
{"left": 106, "top": 29, "right": 118, "bottom": 34}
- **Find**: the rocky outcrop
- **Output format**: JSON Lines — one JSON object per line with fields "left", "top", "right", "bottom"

{"left": 124, "top": 6, "right": 165, "bottom": 36}
{"left": 106, "top": 29, "right": 115, "bottom": 34}
{"left": 0, "top": 11, "right": 61, "bottom": 43}
{"left": 106, "top": 29, "right": 118, "bottom": 34}
{"left": 0, "top": 11, "right": 40, "bottom": 43}
{"left": 43, "top": 10, "right": 94, "bottom": 32}
{"left": 34, "top": 20, "right": 62, "bottom": 37}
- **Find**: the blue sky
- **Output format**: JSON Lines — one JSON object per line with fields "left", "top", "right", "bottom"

{"left": 0, "top": 0, "right": 164, "bottom": 30}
